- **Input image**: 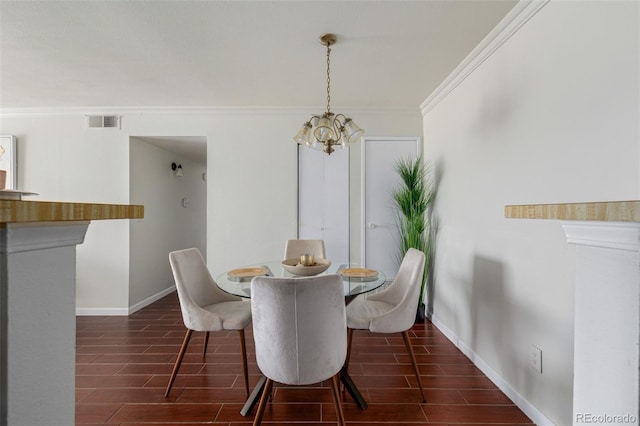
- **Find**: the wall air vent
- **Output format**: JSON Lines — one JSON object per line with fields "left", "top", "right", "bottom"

{"left": 87, "top": 115, "right": 120, "bottom": 129}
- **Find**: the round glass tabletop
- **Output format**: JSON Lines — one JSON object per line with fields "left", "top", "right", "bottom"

{"left": 216, "top": 260, "right": 386, "bottom": 299}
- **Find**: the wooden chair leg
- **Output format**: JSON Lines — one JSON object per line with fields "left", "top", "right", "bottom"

{"left": 202, "top": 331, "right": 210, "bottom": 357}
{"left": 239, "top": 329, "right": 249, "bottom": 397}
{"left": 330, "top": 373, "right": 346, "bottom": 426}
{"left": 252, "top": 378, "right": 273, "bottom": 426}
{"left": 402, "top": 330, "right": 426, "bottom": 403}
{"left": 345, "top": 328, "right": 354, "bottom": 371}
{"left": 165, "top": 328, "right": 193, "bottom": 397}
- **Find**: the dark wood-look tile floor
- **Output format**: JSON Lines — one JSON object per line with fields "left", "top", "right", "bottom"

{"left": 76, "top": 292, "right": 535, "bottom": 425}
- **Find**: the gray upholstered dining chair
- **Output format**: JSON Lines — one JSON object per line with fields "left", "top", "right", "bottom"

{"left": 250, "top": 274, "right": 346, "bottom": 426}
{"left": 165, "top": 248, "right": 252, "bottom": 398}
{"left": 345, "top": 247, "right": 427, "bottom": 402}
{"left": 283, "top": 239, "right": 326, "bottom": 260}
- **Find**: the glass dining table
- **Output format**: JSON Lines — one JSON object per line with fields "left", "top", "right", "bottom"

{"left": 215, "top": 260, "right": 387, "bottom": 416}
{"left": 216, "top": 260, "right": 386, "bottom": 304}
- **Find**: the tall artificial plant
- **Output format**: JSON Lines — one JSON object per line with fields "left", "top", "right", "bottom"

{"left": 392, "top": 155, "right": 433, "bottom": 313}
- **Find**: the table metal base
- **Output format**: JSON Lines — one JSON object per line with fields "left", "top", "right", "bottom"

{"left": 338, "top": 367, "right": 368, "bottom": 409}
{"left": 240, "top": 375, "right": 267, "bottom": 416}
{"left": 239, "top": 368, "right": 367, "bottom": 416}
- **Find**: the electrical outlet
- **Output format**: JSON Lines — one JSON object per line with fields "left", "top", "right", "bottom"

{"left": 529, "top": 345, "right": 542, "bottom": 373}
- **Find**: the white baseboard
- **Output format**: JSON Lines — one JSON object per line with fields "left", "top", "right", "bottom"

{"left": 76, "top": 285, "right": 175, "bottom": 316}
{"left": 76, "top": 306, "right": 129, "bottom": 316}
{"left": 428, "top": 313, "right": 555, "bottom": 426}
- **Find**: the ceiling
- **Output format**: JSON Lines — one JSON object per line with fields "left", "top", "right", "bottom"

{"left": 0, "top": 0, "right": 517, "bottom": 110}
{"left": 133, "top": 136, "right": 207, "bottom": 164}
{"left": 0, "top": 1, "right": 517, "bottom": 161}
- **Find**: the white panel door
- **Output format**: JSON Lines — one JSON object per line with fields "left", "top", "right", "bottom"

{"left": 298, "top": 146, "right": 349, "bottom": 262}
{"left": 361, "top": 137, "right": 421, "bottom": 279}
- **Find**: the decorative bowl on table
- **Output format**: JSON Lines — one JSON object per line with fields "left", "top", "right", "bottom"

{"left": 281, "top": 258, "right": 331, "bottom": 276}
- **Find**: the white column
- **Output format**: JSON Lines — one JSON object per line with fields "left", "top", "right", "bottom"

{"left": 1, "top": 222, "right": 89, "bottom": 426}
{"left": 562, "top": 221, "right": 640, "bottom": 426}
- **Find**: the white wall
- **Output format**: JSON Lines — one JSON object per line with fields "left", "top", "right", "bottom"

{"left": 0, "top": 115, "right": 132, "bottom": 311}
{"left": 200, "top": 110, "right": 422, "bottom": 274}
{"left": 0, "top": 108, "right": 421, "bottom": 311}
{"left": 129, "top": 137, "right": 206, "bottom": 311}
{"left": 422, "top": 1, "right": 639, "bottom": 424}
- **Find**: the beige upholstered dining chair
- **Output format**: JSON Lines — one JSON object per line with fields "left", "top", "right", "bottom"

{"left": 165, "top": 248, "right": 252, "bottom": 398}
{"left": 345, "top": 248, "right": 427, "bottom": 402}
{"left": 250, "top": 274, "right": 347, "bottom": 426}
{"left": 283, "top": 239, "right": 326, "bottom": 260}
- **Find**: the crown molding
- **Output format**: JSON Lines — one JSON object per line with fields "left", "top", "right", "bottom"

{"left": 562, "top": 221, "right": 640, "bottom": 252}
{"left": 0, "top": 105, "right": 419, "bottom": 118}
{"left": 0, "top": 222, "right": 89, "bottom": 254}
{"left": 420, "top": 0, "right": 550, "bottom": 116}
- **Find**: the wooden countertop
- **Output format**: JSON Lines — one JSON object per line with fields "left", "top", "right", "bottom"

{"left": 0, "top": 200, "right": 144, "bottom": 223}
{"left": 504, "top": 201, "right": 640, "bottom": 222}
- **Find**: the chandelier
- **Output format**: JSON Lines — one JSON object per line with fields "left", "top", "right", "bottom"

{"left": 293, "top": 33, "right": 364, "bottom": 155}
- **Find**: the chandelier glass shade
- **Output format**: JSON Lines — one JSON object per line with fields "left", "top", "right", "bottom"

{"left": 294, "top": 34, "right": 364, "bottom": 155}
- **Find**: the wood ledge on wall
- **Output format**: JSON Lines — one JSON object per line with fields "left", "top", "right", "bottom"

{"left": 504, "top": 200, "right": 640, "bottom": 222}
{"left": 0, "top": 199, "right": 144, "bottom": 223}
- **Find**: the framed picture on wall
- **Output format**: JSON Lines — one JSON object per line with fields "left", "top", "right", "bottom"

{"left": 0, "top": 135, "right": 17, "bottom": 190}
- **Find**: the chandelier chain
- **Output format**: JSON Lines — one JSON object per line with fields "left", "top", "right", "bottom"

{"left": 326, "top": 44, "right": 331, "bottom": 114}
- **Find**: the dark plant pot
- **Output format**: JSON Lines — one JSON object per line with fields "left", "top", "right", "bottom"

{"left": 415, "top": 303, "right": 426, "bottom": 323}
